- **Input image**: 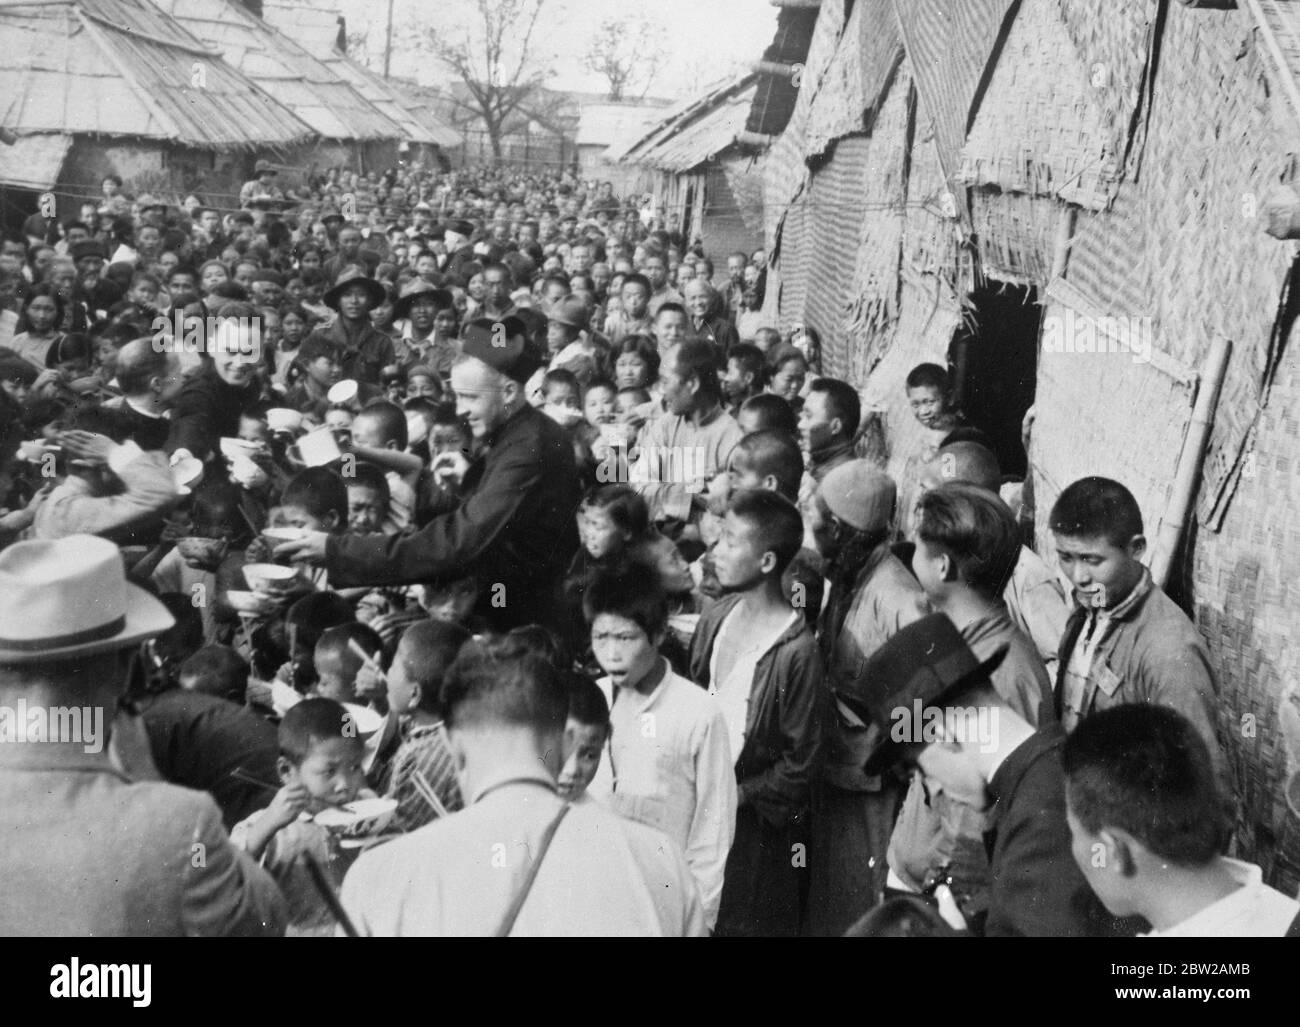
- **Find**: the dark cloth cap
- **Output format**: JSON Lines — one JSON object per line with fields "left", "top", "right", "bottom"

{"left": 461, "top": 315, "right": 542, "bottom": 384}
{"left": 836, "top": 612, "right": 1007, "bottom": 776}
{"left": 70, "top": 240, "right": 106, "bottom": 262}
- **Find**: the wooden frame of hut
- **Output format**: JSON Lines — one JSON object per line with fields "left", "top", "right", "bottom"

{"left": 756, "top": 0, "right": 1300, "bottom": 891}
{"left": 605, "top": 73, "right": 767, "bottom": 257}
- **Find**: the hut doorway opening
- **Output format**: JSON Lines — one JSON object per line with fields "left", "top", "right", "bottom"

{"left": 949, "top": 281, "right": 1041, "bottom": 479}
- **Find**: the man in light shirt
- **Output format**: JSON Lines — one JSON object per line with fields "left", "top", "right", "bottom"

{"left": 584, "top": 562, "right": 737, "bottom": 931}
{"left": 1065, "top": 704, "right": 1299, "bottom": 937}
{"left": 341, "top": 644, "right": 704, "bottom": 936}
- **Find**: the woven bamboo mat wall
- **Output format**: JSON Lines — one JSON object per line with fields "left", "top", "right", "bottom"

{"left": 968, "top": 188, "right": 1060, "bottom": 287}
{"left": 959, "top": 0, "right": 1119, "bottom": 210}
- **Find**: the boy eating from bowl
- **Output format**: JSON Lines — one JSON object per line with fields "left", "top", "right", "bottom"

{"left": 231, "top": 698, "right": 376, "bottom": 935}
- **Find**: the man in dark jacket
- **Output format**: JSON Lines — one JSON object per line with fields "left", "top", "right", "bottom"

{"left": 689, "top": 490, "right": 824, "bottom": 936}
{"left": 840, "top": 613, "right": 1117, "bottom": 937}
{"left": 275, "top": 317, "right": 580, "bottom": 633}
{"left": 307, "top": 268, "right": 395, "bottom": 385}
{"left": 166, "top": 307, "right": 262, "bottom": 462}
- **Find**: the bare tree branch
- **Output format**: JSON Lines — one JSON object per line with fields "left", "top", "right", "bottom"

{"left": 582, "top": 14, "right": 665, "bottom": 102}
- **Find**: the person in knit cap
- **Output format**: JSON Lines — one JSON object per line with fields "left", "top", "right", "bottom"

{"left": 804, "top": 460, "right": 929, "bottom": 936}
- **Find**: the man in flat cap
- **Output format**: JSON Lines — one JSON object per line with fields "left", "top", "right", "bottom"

{"left": 276, "top": 316, "right": 580, "bottom": 632}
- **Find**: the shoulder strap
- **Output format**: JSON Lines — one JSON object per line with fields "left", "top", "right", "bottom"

{"left": 494, "top": 801, "right": 573, "bottom": 938}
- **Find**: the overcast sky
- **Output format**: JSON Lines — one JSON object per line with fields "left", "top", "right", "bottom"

{"left": 331, "top": 0, "right": 777, "bottom": 98}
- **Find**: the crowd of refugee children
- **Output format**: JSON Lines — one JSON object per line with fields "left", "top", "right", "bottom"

{"left": 0, "top": 159, "right": 1295, "bottom": 938}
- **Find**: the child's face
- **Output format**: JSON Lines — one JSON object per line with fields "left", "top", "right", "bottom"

{"left": 238, "top": 416, "right": 268, "bottom": 444}
{"left": 95, "top": 339, "right": 119, "bottom": 372}
{"left": 557, "top": 716, "right": 606, "bottom": 800}
{"left": 647, "top": 538, "right": 694, "bottom": 595}
{"left": 579, "top": 505, "right": 628, "bottom": 560}
{"left": 544, "top": 383, "right": 579, "bottom": 410}
{"left": 614, "top": 352, "right": 649, "bottom": 389}
{"left": 283, "top": 736, "right": 365, "bottom": 810}
{"left": 621, "top": 283, "right": 649, "bottom": 319}
{"left": 907, "top": 385, "right": 949, "bottom": 428}
{"left": 350, "top": 414, "right": 392, "bottom": 451}
{"left": 418, "top": 577, "right": 478, "bottom": 623}
{"left": 385, "top": 649, "right": 419, "bottom": 716}
{"left": 584, "top": 385, "right": 616, "bottom": 426}
{"left": 323, "top": 408, "right": 353, "bottom": 434}
{"left": 306, "top": 355, "right": 342, "bottom": 388}
{"left": 312, "top": 649, "right": 357, "bottom": 704}
{"left": 429, "top": 422, "right": 469, "bottom": 458}
{"left": 615, "top": 392, "right": 643, "bottom": 421}
{"left": 347, "top": 484, "right": 386, "bottom": 533}
{"left": 278, "top": 503, "right": 333, "bottom": 533}
{"left": 282, "top": 314, "right": 306, "bottom": 344}
{"left": 406, "top": 374, "right": 439, "bottom": 400}
{"left": 130, "top": 281, "right": 158, "bottom": 306}
{"left": 590, "top": 612, "right": 660, "bottom": 689}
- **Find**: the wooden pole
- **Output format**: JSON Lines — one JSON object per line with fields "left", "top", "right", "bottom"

{"left": 1149, "top": 335, "right": 1232, "bottom": 588}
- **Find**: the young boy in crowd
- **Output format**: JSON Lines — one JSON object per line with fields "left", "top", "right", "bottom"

{"left": 276, "top": 467, "right": 350, "bottom": 590}
{"left": 1064, "top": 704, "right": 1300, "bottom": 937}
{"left": 378, "top": 619, "right": 473, "bottom": 832}
{"left": 348, "top": 400, "right": 417, "bottom": 534}
{"left": 898, "top": 362, "right": 967, "bottom": 533}
{"left": 557, "top": 675, "right": 612, "bottom": 803}
{"left": 178, "top": 644, "right": 250, "bottom": 705}
{"left": 284, "top": 337, "right": 343, "bottom": 420}
{"left": 345, "top": 463, "right": 390, "bottom": 535}
{"left": 230, "top": 698, "right": 371, "bottom": 935}
{"left": 541, "top": 367, "right": 583, "bottom": 425}
{"left": 689, "top": 489, "right": 825, "bottom": 936}
{"left": 312, "top": 622, "right": 386, "bottom": 706}
{"left": 721, "top": 343, "right": 765, "bottom": 418}
{"left": 584, "top": 561, "right": 737, "bottom": 931}
{"left": 1048, "top": 478, "right": 1228, "bottom": 799}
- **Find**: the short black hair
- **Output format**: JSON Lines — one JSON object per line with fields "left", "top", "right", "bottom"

{"left": 739, "top": 393, "right": 798, "bottom": 436}
{"left": 905, "top": 362, "right": 951, "bottom": 393}
{"left": 440, "top": 646, "right": 568, "bottom": 734}
{"left": 346, "top": 462, "right": 390, "bottom": 504}
{"left": 279, "top": 697, "right": 363, "bottom": 764}
{"left": 282, "top": 468, "right": 348, "bottom": 527}
{"left": 178, "top": 644, "right": 249, "bottom": 703}
{"left": 1049, "top": 477, "right": 1144, "bottom": 548}
{"left": 808, "top": 377, "right": 861, "bottom": 440}
{"left": 727, "top": 343, "right": 766, "bottom": 387}
{"left": 734, "top": 429, "right": 803, "bottom": 501}
{"left": 728, "top": 489, "right": 804, "bottom": 574}
{"left": 285, "top": 592, "right": 355, "bottom": 654}
{"left": 543, "top": 367, "right": 579, "bottom": 393}
{"left": 356, "top": 399, "right": 408, "bottom": 449}
{"left": 568, "top": 674, "right": 610, "bottom": 733}
{"left": 396, "top": 619, "right": 473, "bottom": 715}
{"left": 583, "top": 560, "right": 668, "bottom": 640}
{"left": 916, "top": 482, "right": 1020, "bottom": 596}
{"left": 1063, "top": 704, "right": 1227, "bottom": 866}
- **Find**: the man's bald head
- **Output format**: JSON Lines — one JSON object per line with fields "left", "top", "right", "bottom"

{"left": 115, "top": 338, "right": 178, "bottom": 397}
{"left": 932, "top": 441, "right": 1002, "bottom": 492}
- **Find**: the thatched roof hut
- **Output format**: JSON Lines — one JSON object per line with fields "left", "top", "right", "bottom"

{"left": 606, "top": 72, "right": 766, "bottom": 256}
{"left": 0, "top": 0, "right": 313, "bottom": 200}
{"left": 756, "top": 0, "right": 1300, "bottom": 890}
{"left": 260, "top": 1, "right": 461, "bottom": 156}
{"left": 153, "top": 0, "right": 404, "bottom": 145}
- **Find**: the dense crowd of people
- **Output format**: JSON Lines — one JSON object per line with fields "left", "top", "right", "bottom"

{"left": 0, "top": 161, "right": 1296, "bottom": 938}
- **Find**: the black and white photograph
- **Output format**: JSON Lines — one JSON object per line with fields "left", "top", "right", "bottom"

{"left": 0, "top": 0, "right": 1296, "bottom": 991}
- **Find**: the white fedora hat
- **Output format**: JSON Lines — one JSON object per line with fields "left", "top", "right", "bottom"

{"left": 0, "top": 535, "right": 174, "bottom": 664}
